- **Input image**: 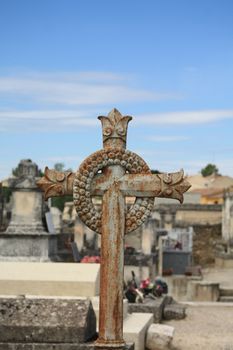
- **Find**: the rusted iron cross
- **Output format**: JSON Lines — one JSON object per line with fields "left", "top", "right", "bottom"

{"left": 37, "top": 109, "right": 191, "bottom": 349}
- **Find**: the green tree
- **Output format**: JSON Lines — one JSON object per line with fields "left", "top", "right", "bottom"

{"left": 201, "top": 163, "right": 219, "bottom": 177}
{"left": 151, "top": 169, "right": 161, "bottom": 174}
{"left": 1, "top": 187, "right": 12, "bottom": 203}
{"left": 54, "top": 163, "right": 65, "bottom": 172}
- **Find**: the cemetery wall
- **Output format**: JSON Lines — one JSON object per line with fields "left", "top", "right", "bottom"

{"left": 192, "top": 224, "right": 222, "bottom": 266}
{"left": 175, "top": 205, "right": 222, "bottom": 226}
{"left": 155, "top": 203, "right": 222, "bottom": 226}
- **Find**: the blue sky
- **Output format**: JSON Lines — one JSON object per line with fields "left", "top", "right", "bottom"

{"left": 0, "top": 0, "right": 233, "bottom": 179}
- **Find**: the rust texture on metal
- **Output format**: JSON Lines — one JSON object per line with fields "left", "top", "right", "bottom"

{"left": 73, "top": 148, "right": 154, "bottom": 234}
{"left": 118, "top": 170, "right": 190, "bottom": 203}
{"left": 96, "top": 167, "right": 125, "bottom": 347}
{"left": 37, "top": 108, "right": 191, "bottom": 349}
{"left": 37, "top": 166, "right": 74, "bottom": 200}
{"left": 98, "top": 108, "right": 132, "bottom": 150}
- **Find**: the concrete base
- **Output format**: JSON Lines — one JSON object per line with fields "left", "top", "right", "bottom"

{"left": 91, "top": 297, "right": 153, "bottom": 350}
{"left": 0, "top": 233, "right": 58, "bottom": 262}
{"left": 0, "top": 262, "right": 100, "bottom": 297}
{"left": 91, "top": 297, "right": 152, "bottom": 350}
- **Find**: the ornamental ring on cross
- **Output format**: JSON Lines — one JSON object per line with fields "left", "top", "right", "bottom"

{"left": 73, "top": 148, "right": 154, "bottom": 234}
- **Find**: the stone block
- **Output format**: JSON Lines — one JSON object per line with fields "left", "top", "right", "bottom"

{"left": 220, "top": 296, "right": 233, "bottom": 302}
{"left": 190, "top": 281, "right": 220, "bottom": 302}
{"left": 146, "top": 324, "right": 174, "bottom": 350}
{"left": 163, "top": 303, "right": 186, "bottom": 320}
{"left": 0, "top": 297, "right": 96, "bottom": 343}
{"left": 0, "top": 262, "right": 100, "bottom": 297}
{"left": 163, "top": 275, "right": 188, "bottom": 301}
{"left": 185, "top": 265, "right": 202, "bottom": 276}
{"left": 123, "top": 313, "right": 153, "bottom": 350}
{"left": 128, "top": 296, "right": 169, "bottom": 323}
{"left": 220, "top": 287, "right": 233, "bottom": 297}
{"left": 0, "top": 233, "right": 58, "bottom": 262}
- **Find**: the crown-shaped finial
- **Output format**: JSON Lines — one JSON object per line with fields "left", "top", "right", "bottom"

{"left": 98, "top": 108, "right": 132, "bottom": 149}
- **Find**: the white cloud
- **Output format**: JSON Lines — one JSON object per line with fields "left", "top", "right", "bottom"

{"left": 11, "top": 70, "right": 130, "bottom": 82}
{"left": 0, "top": 109, "right": 96, "bottom": 120}
{"left": 146, "top": 135, "right": 189, "bottom": 142}
{"left": 0, "top": 71, "right": 177, "bottom": 106}
{"left": 0, "top": 109, "right": 99, "bottom": 131}
{"left": 136, "top": 109, "right": 233, "bottom": 125}
{"left": 44, "top": 155, "right": 83, "bottom": 163}
{"left": 1, "top": 108, "right": 233, "bottom": 133}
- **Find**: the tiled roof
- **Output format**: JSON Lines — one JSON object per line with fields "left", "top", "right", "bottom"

{"left": 188, "top": 174, "right": 233, "bottom": 192}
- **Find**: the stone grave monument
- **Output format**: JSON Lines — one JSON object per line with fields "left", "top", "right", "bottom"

{"left": 37, "top": 108, "right": 190, "bottom": 349}
{"left": 0, "top": 182, "right": 4, "bottom": 231}
{"left": 0, "top": 159, "right": 58, "bottom": 261}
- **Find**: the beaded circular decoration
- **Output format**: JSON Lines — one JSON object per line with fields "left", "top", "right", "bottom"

{"left": 73, "top": 148, "right": 154, "bottom": 234}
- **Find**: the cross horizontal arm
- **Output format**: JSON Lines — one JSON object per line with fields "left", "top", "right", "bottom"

{"left": 119, "top": 173, "right": 161, "bottom": 197}
{"left": 91, "top": 170, "right": 191, "bottom": 203}
{"left": 119, "top": 171, "right": 191, "bottom": 203}
{"left": 37, "top": 167, "right": 191, "bottom": 204}
{"left": 122, "top": 171, "right": 191, "bottom": 203}
{"left": 91, "top": 173, "right": 162, "bottom": 197}
{"left": 37, "top": 167, "right": 75, "bottom": 200}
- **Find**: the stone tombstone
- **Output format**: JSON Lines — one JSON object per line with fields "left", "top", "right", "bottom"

{"left": 222, "top": 187, "right": 233, "bottom": 248}
{"left": 71, "top": 241, "right": 81, "bottom": 262}
{"left": 0, "top": 182, "right": 3, "bottom": 230}
{"left": 0, "top": 159, "right": 58, "bottom": 261}
{"left": 45, "top": 211, "right": 56, "bottom": 234}
{"left": 50, "top": 206, "right": 62, "bottom": 233}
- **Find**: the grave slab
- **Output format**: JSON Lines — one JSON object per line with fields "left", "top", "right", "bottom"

{"left": 0, "top": 297, "right": 96, "bottom": 343}
{"left": 0, "top": 262, "right": 100, "bottom": 297}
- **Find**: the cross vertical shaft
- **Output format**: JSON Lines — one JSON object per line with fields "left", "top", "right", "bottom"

{"left": 97, "top": 182, "right": 125, "bottom": 346}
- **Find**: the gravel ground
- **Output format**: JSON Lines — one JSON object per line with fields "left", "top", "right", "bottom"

{"left": 164, "top": 304, "right": 233, "bottom": 350}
